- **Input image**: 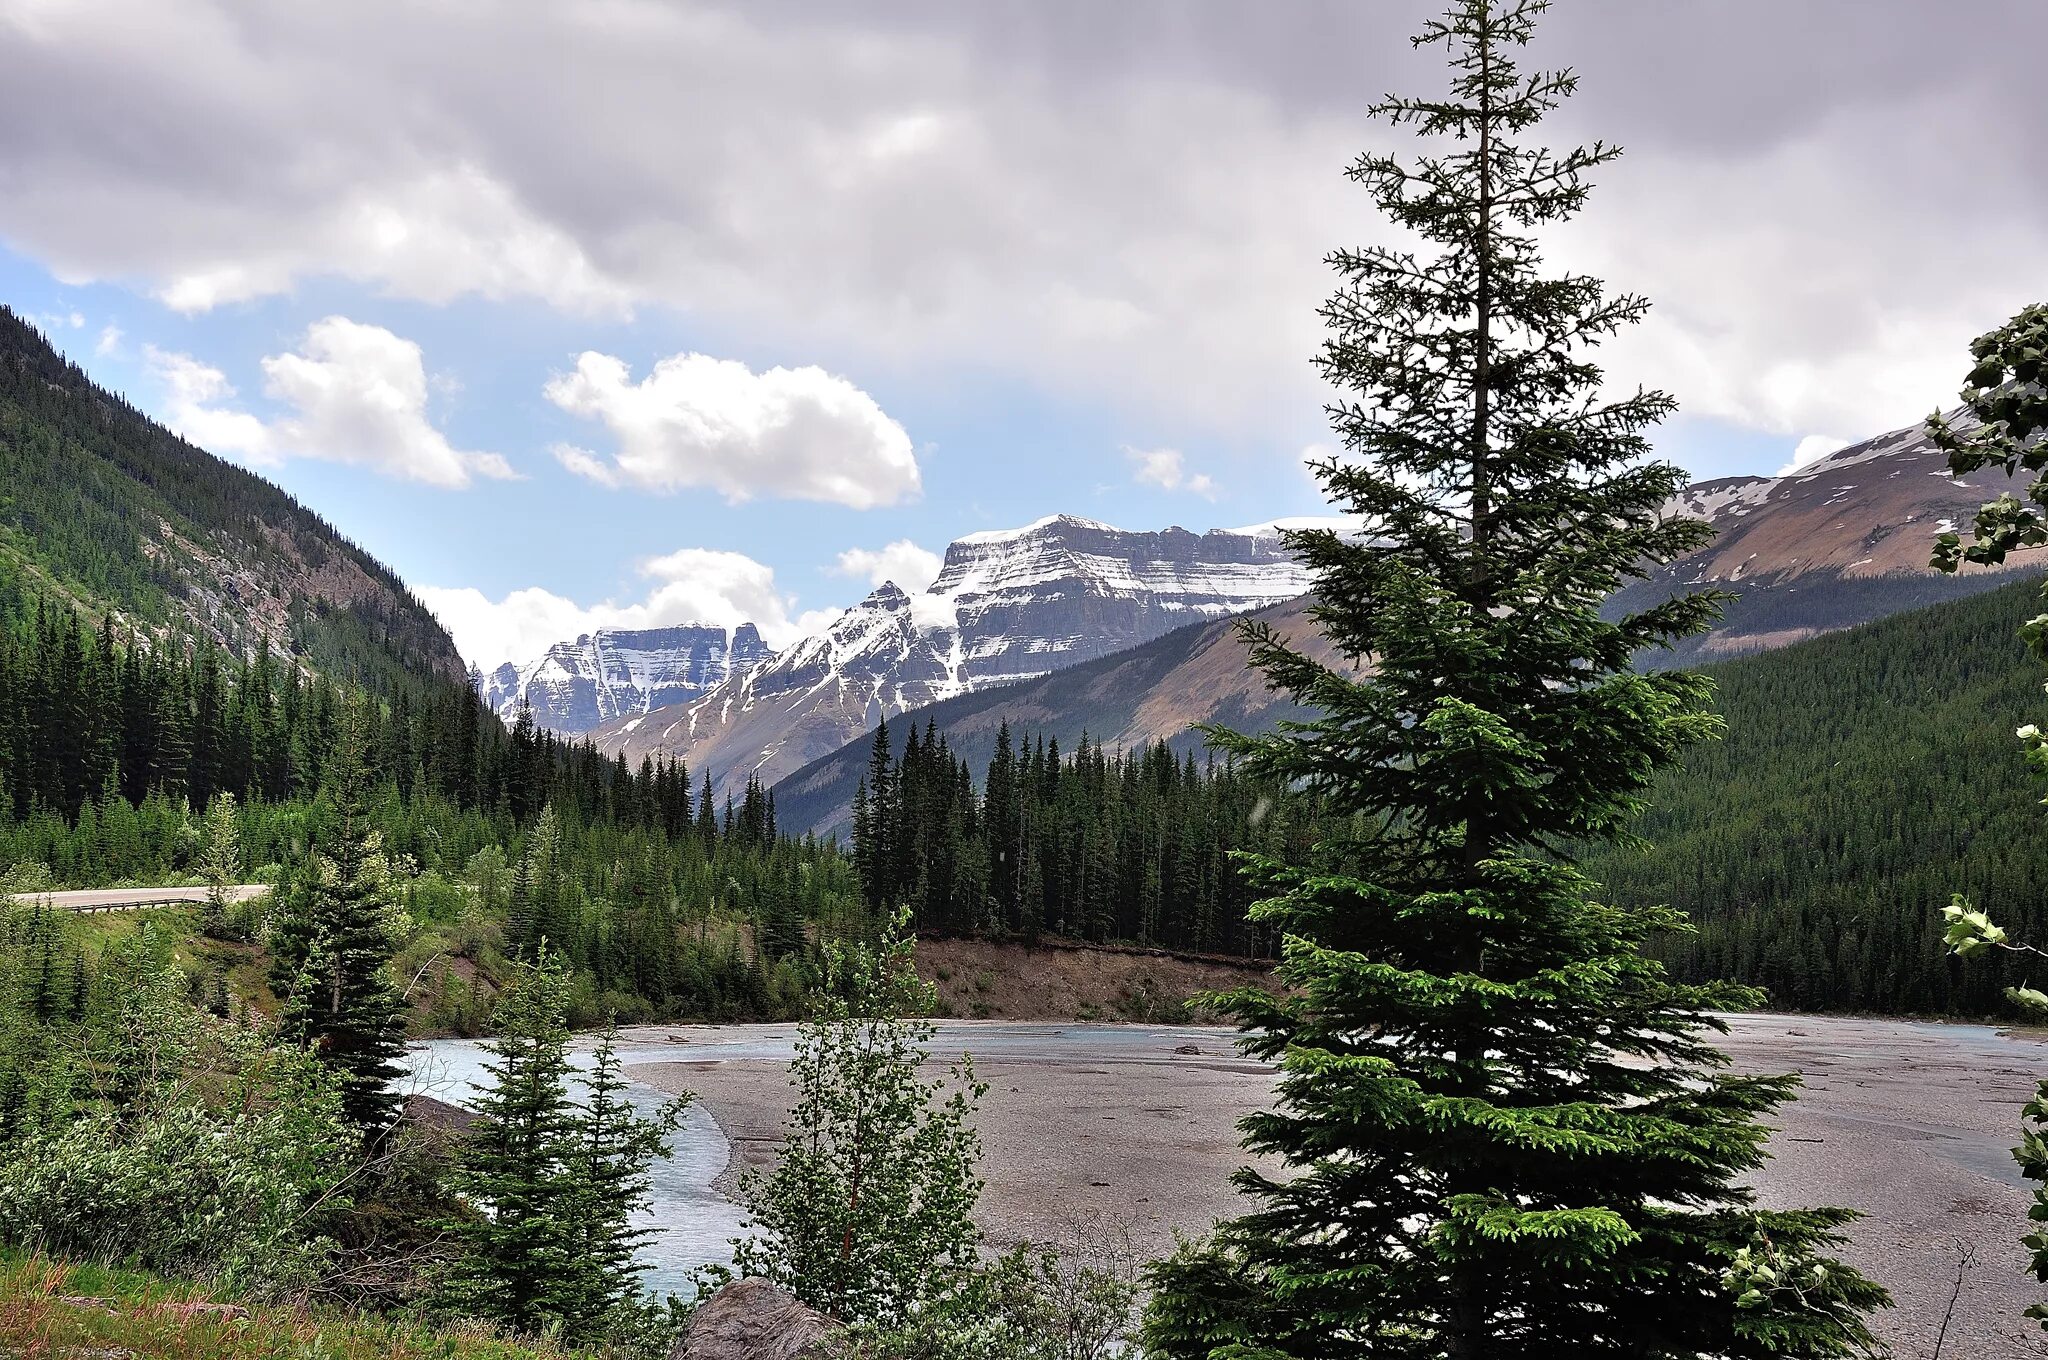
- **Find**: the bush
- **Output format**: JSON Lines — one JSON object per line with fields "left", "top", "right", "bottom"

{"left": 0, "top": 1037, "right": 349, "bottom": 1296}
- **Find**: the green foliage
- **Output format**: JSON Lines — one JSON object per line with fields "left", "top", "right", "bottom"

{"left": 853, "top": 1241, "right": 1139, "bottom": 1360}
{"left": 1929, "top": 301, "right": 2048, "bottom": 573}
{"left": 440, "top": 948, "right": 686, "bottom": 1346}
{"left": 1143, "top": 3, "right": 1885, "bottom": 1355}
{"left": 0, "top": 912, "right": 351, "bottom": 1297}
{"left": 198, "top": 791, "right": 243, "bottom": 938}
{"left": 725, "top": 911, "right": 987, "bottom": 1327}
{"left": 1924, "top": 302, "right": 2048, "bottom": 1340}
{"left": 277, "top": 702, "right": 408, "bottom": 1142}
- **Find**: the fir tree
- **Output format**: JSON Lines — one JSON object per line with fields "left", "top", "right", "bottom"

{"left": 1144, "top": 4, "right": 1886, "bottom": 1356}
{"left": 440, "top": 945, "right": 578, "bottom": 1335}
{"left": 281, "top": 701, "right": 406, "bottom": 1144}
{"left": 443, "top": 961, "right": 686, "bottom": 1341}
{"left": 560, "top": 1022, "right": 688, "bottom": 1334}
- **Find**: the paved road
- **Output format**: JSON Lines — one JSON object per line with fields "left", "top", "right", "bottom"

{"left": 5, "top": 884, "right": 269, "bottom": 911}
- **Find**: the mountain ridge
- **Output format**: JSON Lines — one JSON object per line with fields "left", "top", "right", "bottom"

{"left": 0, "top": 306, "right": 467, "bottom": 696}
{"left": 482, "top": 622, "right": 773, "bottom": 731}
{"left": 588, "top": 513, "right": 1331, "bottom": 794}
{"left": 771, "top": 414, "right": 2046, "bottom": 836}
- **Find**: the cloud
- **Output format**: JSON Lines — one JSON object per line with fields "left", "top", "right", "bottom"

{"left": 1125, "top": 445, "right": 1217, "bottom": 499}
{"left": 1775, "top": 434, "right": 1852, "bottom": 478}
{"left": 421, "top": 547, "right": 836, "bottom": 668}
{"left": 4, "top": 3, "right": 2044, "bottom": 445}
{"left": 145, "top": 317, "right": 513, "bottom": 487}
{"left": 831, "top": 539, "right": 943, "bottom": 594}
{"left": 146, "top": 345, "right": 277, "bottom": 462}
{"left": 94, "top": 323, "right": 121, "bottom": 357}
{"left": 545, "top": 351, "right": 920, "bottom": 508}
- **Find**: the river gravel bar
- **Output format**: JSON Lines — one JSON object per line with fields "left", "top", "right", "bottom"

{"left": 625, "top": 1014, "right": 2048, "bottom": 1357}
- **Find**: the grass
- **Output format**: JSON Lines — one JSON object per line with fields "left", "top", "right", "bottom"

{"left": 0, "top": 1252, "right": 586, "bottom": 1359}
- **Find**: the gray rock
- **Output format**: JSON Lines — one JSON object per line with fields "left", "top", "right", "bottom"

{"left": 674, "top": 1279, "right": 844, "bottom": 1360}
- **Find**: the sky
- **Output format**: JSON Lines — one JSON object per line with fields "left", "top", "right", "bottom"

{"left": 3, "top": 0, "right": 2044, "bottom": 670}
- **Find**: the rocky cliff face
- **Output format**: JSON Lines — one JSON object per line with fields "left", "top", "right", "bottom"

{"left": 592, "top": 515, "right": 1326, "bottom": 794}
{"left": 484, "top": 623, "right": 773, "bottom": 733}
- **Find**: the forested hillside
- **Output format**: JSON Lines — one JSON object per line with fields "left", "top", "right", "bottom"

{"left": 1591, "top": 571, "right": 2048, "bottom": 1014}
{"left": 849, "top": 717, "right": 1333, "bottom": 957}
{"left": 774, "top": 595, "right": 1342, "bottom": 837}
{"left": 0, "top": 307, "right": 464, "bottom": 695}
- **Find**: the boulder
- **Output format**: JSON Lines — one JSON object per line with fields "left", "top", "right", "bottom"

{"left": 674, "top": 1279, "right": 844, "bottom": 1360}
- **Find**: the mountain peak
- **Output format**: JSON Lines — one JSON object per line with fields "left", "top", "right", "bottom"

{"left": 482, "top": 622, "right": 775, "bottom": 733}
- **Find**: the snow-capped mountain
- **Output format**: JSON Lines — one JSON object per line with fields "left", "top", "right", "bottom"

{"left": 591, "top": 514, "right": 1328, "bottom": 794}
{"left": 483, "top": 624, "right": 774, "bottom": 734}
{"left": 1620, "top": 412, "right": 2041, "bottom": 662}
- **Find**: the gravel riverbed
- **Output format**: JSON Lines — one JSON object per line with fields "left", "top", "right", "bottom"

{"left": 619, "top": 1013, "right": 2048, "bottom": 1357}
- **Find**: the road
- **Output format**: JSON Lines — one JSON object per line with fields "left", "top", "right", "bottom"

{"left": 4, "top": 884, "right": 269, "bottom": 912}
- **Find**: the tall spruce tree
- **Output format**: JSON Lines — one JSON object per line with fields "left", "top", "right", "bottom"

{"left": 440, "top": 945, "right": 578, "bottom": 1335}
{"left": 1144, "top": 4, "right": 1886, "bottom": 1356}
{"left": 560, "top": 1022, "right": 688, "bottom": 1334}
{"left": 281, "top": 700, "right": 406, "bottom": 1143}
{"left": 442, "top": 957, "right": 686, "bottom": 1341}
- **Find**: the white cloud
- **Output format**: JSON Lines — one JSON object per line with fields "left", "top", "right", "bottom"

{"left": 831, "top": 539, "right": 943, "bottom": 594}
{"left": 145, "top": 317, "right": 514, "bottom": 488}
{"left": 94, "top": 323, "right": 122, "bottom": 357}
{"left": 1775, "top": 434, "right": 1852, "bottom": 477}
{"left": 146, "top": 344, "right": 277, "bottom": 462}
{"left": 1125, "top": 445, "right": 1218, "bottom": 499}
{"left": 545, "top": 351, "right": 920, "bottom": 508}
{"left": 421, "top": 547, "right": 837, "bottom": 668}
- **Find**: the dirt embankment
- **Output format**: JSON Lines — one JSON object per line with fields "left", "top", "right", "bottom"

{"left": 912, "top": 936, "right": 1275, "bottom": 1022}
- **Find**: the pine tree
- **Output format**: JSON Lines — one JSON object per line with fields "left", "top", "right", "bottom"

{"left": 559, "top": 1022, "right": 688, "bottom": 1334}
{"left": 440, "top": 945, "right": 578, "bottom": 1335}
{"left": 1145, "top": 4, "right": 1885, "bottom": 1356}
{"left": 281, "top": 700, "right": 406, "bottom": 1144}
{"left": 196, "top": 791, "right": 241, "bottom": 939}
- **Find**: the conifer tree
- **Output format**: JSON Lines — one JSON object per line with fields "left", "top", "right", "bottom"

{"left": 440, "top": 945, "right": 577, "bottom": 1335}
{"left": 281, "top": 700, "right": 406, "bottom": 1144}
{"left": 560, "top": 1022, "right": 688, "bottom": 1334}
{"left": 443, "top": 959, "right": 685, "bottom": 1341}
{"left": 1145, "top": 4, "right": 1885, "bottom": 1356}
{"left": 196, "top": 791, "right": 240, "bottom": 939}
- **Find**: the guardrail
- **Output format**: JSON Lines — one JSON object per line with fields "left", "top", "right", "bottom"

{"left": 3, "top": 885, "right": 270, "bottom": 915}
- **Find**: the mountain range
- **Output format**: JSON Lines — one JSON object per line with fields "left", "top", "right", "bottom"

{"left": 579, "top": 514, "right": 1327, "bottom": 792}
{"left": 482, "top": 623, "right": 773, "bottom": 732}
{"left": 525, "top": 415, "right": 2033, "bottom": 818}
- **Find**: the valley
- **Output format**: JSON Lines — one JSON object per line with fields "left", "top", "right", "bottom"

{"left": 5, "top": 0, "right": 2047, "bottom": 1352}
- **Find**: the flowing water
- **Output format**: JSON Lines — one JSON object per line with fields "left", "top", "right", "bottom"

{"left": 398, "top": 1036, "right": 750, "bottom": 1299}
